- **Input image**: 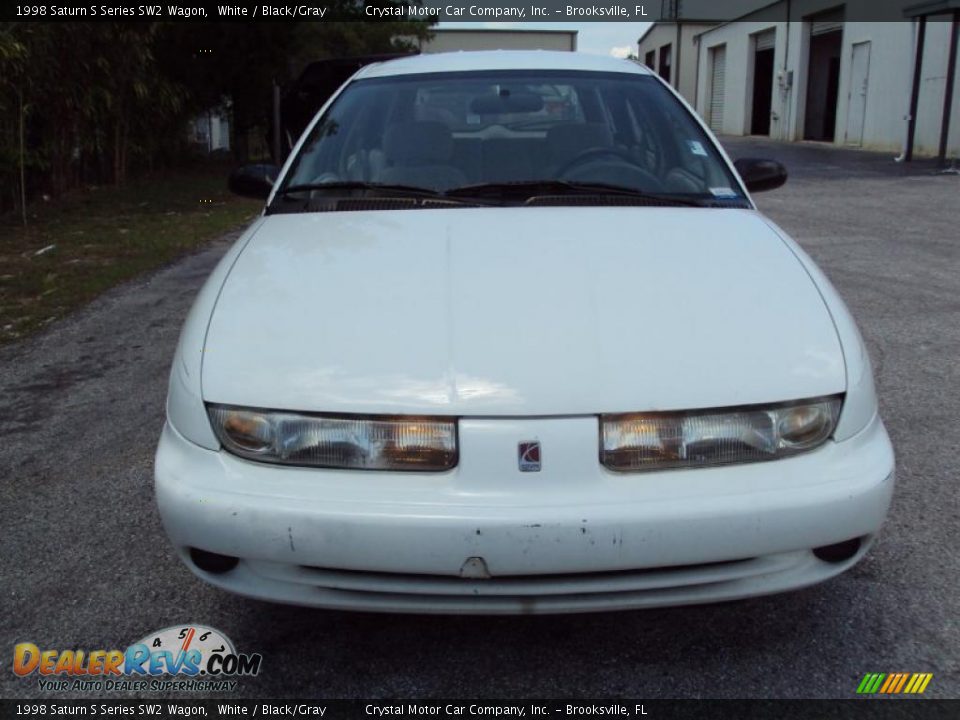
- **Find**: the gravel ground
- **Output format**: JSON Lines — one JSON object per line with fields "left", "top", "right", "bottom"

{"left": 1, "top": 138, "right": 957, "bottom": 700}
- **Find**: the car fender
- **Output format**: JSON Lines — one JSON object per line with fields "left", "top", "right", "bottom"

{"left": 761, "top": 217, "right": 878, "bottom": 442}
{"left": 165, "top": 218, "right": 266, "bottom": 449}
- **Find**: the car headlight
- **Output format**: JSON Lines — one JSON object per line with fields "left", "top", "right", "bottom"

{"left": 207, "top": 405, "right": 457, "bottom": 471}
{"left": 601, "top": 396, "right": 842, "bottom": 472}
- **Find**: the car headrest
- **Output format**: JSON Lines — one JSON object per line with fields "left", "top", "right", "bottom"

{"left": 383, "top": 121, "right": 454, "bottom": 165}
{"left": 470, "top": 92, "right": 544, "bottom": 115}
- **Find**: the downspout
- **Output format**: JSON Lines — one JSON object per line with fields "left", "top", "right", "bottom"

{"left": 895, "top": 19, "right": 921, "bottom": 162}
{"left": 782, "top": 0, "right": 791, "bottom": 141}
{"left": 675, "top": 21, "right": 682, "bottom": 91}
{"left": 936, "top": 11, "right": 959, "bottom": 167}
{"left": 904, "top": 16, "right": 928, "bottom": 162}
{"left": 694, "top": 34, "right": 702, "bottom": 110}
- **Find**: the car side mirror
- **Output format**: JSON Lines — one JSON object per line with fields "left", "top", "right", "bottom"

{"left": 733, "top": 158, "right": 787, "bottom": 193}
{"left": 228, "top": 164, "right": 280, "bottom": 199}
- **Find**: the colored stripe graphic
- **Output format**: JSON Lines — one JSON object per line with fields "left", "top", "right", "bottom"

{"left": 857, "top": 673, "right": 932, "bottom": 694}
{"left": 857, "top": 673, "right": 885, "bottom": 694}
{"left": 879, "top": 674, "right": 897, "bottom": 693}
{"left": 893, "top": 673, "right": 910, "bottom": 693}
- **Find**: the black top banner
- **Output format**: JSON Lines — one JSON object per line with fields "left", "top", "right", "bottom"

{"left": 1, "top": 0, "right": 940, "bottom": 23}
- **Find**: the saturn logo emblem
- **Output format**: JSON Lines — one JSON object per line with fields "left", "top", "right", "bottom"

{"left": 518, "top": 441, "right": 541, "bottom": 472}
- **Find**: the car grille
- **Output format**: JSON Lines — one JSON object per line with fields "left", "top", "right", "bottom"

{"left": 243, "top": 552, "right": 811, "bottom": 600}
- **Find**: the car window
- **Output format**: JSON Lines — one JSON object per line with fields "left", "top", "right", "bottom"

{"left": 280, "top": 70, "right": 745, "bottom": 203}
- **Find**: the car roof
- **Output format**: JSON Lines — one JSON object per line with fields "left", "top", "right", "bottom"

{"left": 355, "top": 50, "right": 653, "bottom": 80}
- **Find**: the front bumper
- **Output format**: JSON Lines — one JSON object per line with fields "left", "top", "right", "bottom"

{"left": 155, "top": 413, "right": 895, "bottom": 614}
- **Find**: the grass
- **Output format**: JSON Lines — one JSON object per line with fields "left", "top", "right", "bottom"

{"left": 0, "top": 161, "right": 262, "bottom": 345}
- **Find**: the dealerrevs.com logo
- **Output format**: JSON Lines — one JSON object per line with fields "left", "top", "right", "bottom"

{"left": 13, "top": 625, "right": 262, "bottom": 692}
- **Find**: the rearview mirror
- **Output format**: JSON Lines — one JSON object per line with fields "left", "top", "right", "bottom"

{"left": 228, "top": 164, "right": 280, "bottom": 199}
{"left": 733, "top": 158, "right": 787, "bottom": 193}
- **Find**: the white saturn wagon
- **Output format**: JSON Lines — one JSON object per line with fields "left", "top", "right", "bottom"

{"left": 155, "top": 51, "right": 895, "bottom": 614}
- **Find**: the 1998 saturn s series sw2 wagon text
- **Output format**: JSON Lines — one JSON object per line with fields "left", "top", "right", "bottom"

{"left": 154, "top": 51, "right": 895, "bottom": 614}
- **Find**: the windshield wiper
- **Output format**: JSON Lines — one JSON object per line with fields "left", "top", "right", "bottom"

{"left": 271, "top": 180, "right": 732, "bottom": 211}
{"left": 269, "top": 181, "right": 491, "bottom": 213}
{"left": 445, "top": 180, "right": 714, "bottom": 207}
{"left": 275, "top": 181, "right": 447, "bottom": 199}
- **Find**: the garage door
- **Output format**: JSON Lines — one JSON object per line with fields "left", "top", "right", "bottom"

{"left": 811, "top": 18, "right": 844, "bottom": 36}
{"left": 755, "top": 29, "right": 776, "bottom": 51}
{"left": 709, "top": 45, "right": 726, "bottom": 133}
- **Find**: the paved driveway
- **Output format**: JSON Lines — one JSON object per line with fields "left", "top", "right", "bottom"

{"left": 1, "top": 138, "right": 957, "bottom": 699}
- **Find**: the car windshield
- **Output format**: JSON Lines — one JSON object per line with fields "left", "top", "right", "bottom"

{"left": 276, "top": 69, "right": 747, "bottom": 207}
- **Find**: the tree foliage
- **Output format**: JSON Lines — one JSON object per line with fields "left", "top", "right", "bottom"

{"left": 0, "top": 12, "right": 433, "bottom": 215}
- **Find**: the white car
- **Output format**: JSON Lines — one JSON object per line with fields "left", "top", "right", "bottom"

{"left": 155, "top": 51, "right": 895, "bottom": 614}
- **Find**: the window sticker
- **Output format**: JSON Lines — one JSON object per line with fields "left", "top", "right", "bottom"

{"left": 688, "top": 140, "right": 708, "bottom": 156}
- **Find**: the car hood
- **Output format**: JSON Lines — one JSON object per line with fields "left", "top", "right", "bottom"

{"left": 202, "top": 208, "right": 845, "bottom": 415}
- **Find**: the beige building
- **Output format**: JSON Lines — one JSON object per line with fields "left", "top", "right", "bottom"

{"left": 637, "top": 21, "right": 718, "bottom": 100}
{"left": 419, "top": 29, "right": 578, "bottom": 54}
{"left": 637, "top": 0, "right": 960, "bottom": 161}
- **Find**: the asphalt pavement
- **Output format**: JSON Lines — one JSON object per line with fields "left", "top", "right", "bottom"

{"left": 1, "top": 138, "right": 958, "bottom": 699}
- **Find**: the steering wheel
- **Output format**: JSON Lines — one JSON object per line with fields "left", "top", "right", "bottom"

{"left": 556, "top": 147, "right": 661, "bottom": 187}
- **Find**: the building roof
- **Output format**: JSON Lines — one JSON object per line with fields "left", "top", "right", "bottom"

{"left": 637, "top": 23, "right": 658, "bottom": 45}
{"left": 357, "top": 50, "right": 652, "bottom": 79}
{"left": 431, "top": 28, "right": 578, "bottom": 36}
{"left": 637, "top": 20, "right": 722, "bottom": 46}
{"left": 904, "top": 0, "right": 960, "bottom": 15}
